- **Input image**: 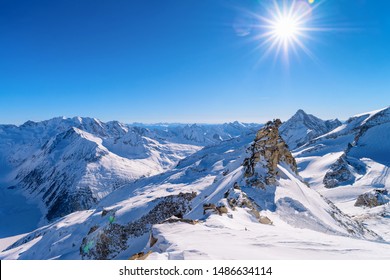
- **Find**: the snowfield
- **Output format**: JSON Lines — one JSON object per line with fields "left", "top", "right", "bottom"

{"left": 0, "top": 108, "right": 389, "bottom": 260}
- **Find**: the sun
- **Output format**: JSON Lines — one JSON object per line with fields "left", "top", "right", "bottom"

{"left": 272, "top": 15, "right": 300, "bottom": 42}
{"left": 253, "top": 0, "right": 317, "bottom": 61}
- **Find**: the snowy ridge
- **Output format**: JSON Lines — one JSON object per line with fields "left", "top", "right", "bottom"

{"left": 139, "top": 121, "right": 261, "bottom": 146}
{"left": 0, "top": 117, "right": 200, "bottom": 222}
{"left": 0, "top": 117, "right": 260, "bottom": 224}
{"left": 280, "top": 109, "right": 341, "bottom": 150}
{"left": 291, "top": 106, "right": 390, "bottom": 241}
{"left": 1, "top": 109, "right": 389, "bottom": 259}
{"left": 1, "top": 119, "right": 386, "bottom": 260}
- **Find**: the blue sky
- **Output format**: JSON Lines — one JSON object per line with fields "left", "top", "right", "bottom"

{"left": 0, "top": 0, "right": 389, "bottom": 124}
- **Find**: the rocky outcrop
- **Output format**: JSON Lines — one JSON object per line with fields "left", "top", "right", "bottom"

{"left": 162, "top": 217, "right": 199, "bottom": 225}
{"left": 80, "top": 192, "right": 196, "bottom": 260}
{"left": 259, "top": 216, "right": 273, "bottom": 225}
{"left": 129, "top": 251, "right": 152, "bottom": 260}
{"left": 203, "top": 203, "right": 229, "bottom": 216}
{"left": 323, "top": 155, "right": 355, "bottom": 188}
{"left": 323, "top": 108, "right": 390, "bottom": 189}
{"left": 243, "top": 119, "right": 297, "bottom": 186}
{"left": 355, "top": 189, "right": 390, "bottom": 208}
{"left": 224, "top": 184, "right": 273, "bottom": 225}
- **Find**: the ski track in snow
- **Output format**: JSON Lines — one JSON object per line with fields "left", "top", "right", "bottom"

{"left": 372, "top": 166, "right": 389, "bottom": 188}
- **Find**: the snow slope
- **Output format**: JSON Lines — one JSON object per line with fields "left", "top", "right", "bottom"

{"left": 0, "top": 117, "right": 203, "bottom": 223}
{"left": 1, "top": 120, "right": 386, "bottom": 260}
{"left": 280, "top": 109, "right": 341, "bottom": 150}
{"left": 291, "top": 107, "right": 390, "bottom": 241}
{"left": 292, "top": 107, "right": 390, "bottom": 188}
{"left": 138, "top": 121, "right": 262, "bottom": 146}
{"left": 147, "top": 212, "right": 390, "bottom": 260}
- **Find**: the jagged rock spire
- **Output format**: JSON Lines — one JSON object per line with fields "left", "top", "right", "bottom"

{"left": 243, "top": 119, "right": 297, "bottom": 187}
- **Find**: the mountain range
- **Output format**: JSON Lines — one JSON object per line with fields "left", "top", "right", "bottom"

{"left": 0, "top": 108, "right": 389, "bottom": 259}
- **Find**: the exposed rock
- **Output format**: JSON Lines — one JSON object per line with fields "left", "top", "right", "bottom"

{"left": 174, "top": 213, "right": 183, "bottom": 219}
{"left": 227, "top": 198, "right": 237, "bottom": 210}
{"left": 81, "top": 192, "right": 197, "bottom": 260}
{"left": 162, "top": 217, "right": 199, "bottom": 225}
{"left": 203, "top": 203, "right": 218, "bottom": 215}
{"left": 88, "top": 225, "right": 99, "bottom": 235}
{"left": 323, "top": 155, "right": 355, "bottom": 188}
{"left": 243, "top": 119, "right": 297, "bottom": 187}
{"left": 129, "top": 251, "right": 152, "bottom": 260}
{"left": 355, "top": 189, "right": 390, "bottom": 208}
{"left": 224, "top": 186, "right": 272, "bottom": 225}
{"left": 259, "top": 216, "right": 273, "bottom": 225}
{"left": 101, "top": 209, "right": 109, "bottom": 217}
{"left": 203, "top": 203, "right": 228, "bottom": 216}
{"left": 150, "top": 233, "right": 158, "bottom": 247}
{"left": 216, "top": 205, "right": 228, "bottom": 215}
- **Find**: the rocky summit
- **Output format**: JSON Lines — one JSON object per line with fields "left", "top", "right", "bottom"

{"left": 243, "top": 119, "right": 297, "bottom": 187}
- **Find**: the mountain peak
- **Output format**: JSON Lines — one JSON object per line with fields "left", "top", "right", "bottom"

{"left": 295, "top": 109, "right": 307, "bottom": 116}
{"left": 280, "top": 110, "right": 341, "bottom": 150}
{"left": 290, "top": 109, "right": 314, "bottom": 122}
{"left": 244, "top": 119, "right": 297, "bottom": 187}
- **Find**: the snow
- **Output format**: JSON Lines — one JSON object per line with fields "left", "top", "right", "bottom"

{"left": 1, "top": 109, "right": 389, "bottom": 260}
{"left": 353, "top": 107, "right": 388, "bottom": 119}
{"left": 0, "top": 117, "right": 208, "bottom": 221}
{"left": 290, "top": 107, "right": 390, "bottom": 244}
{"left": 147, "top": 210, "right": 390, "bottom": 260}
{"left": 0, "top": 234, "right": 27, "bottom": 253}
{"left": 280, "top": 109, "right": 341, "bottom": 150}
{"left": 349, "top": 123, "right": 390, "bottom": 166}
{"left": 0, "top": 185, "right": 42, "bottom": 238}
{"left": 0, "top": 235, "right": 43, "bottom": 260}
{"left": 295, "top": 152, "right": 344, "bottom": 188}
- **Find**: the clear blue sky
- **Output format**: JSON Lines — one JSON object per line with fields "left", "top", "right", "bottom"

{"left": 0, "top": 0, "right": 389, "bottom": 124}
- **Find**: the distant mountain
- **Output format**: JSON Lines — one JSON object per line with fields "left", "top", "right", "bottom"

{"left": 1, "top": 119, "right": 384, "bottom": 260}
{"left": 138, "top": 121, "right": 262, "bottom": 146}
{"left": 0, "top": 117, "right": 259, "bottom": 222}
{"left": 293, "top": 107, "right": 390, "bottom": 188}
{"left": 0, "top": 117, "right": 196, "bottom": 222}
{"left": 1, "top": 109, "right": 390, "bottom": 260}
{"left": 292, "top": 106, "right": 390, "bottom": 241}
{"left": 280, "top": 109, "right": 341, "bottom": 150}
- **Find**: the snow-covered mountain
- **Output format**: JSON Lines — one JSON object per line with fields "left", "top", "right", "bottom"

{"left": 138, "top": 121, "right": 262, "bottom": 146}
{"left": 291, "top": 106, "right": 390, "bottom": 241}
{"left": 1, "top": 118, "right": 388, "bottom": 260}
{"left": 0, "top": 117, "right": 260, "bottom": 224}
{"left": 280, "top": 109, "right": 341, "bottom": 150}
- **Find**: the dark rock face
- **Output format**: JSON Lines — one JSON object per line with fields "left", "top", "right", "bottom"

{"left": 243, "top": 119, "right": 297, "bottom": 186}
{"left": 46, "top": 189, "right": 97, "bottom": 221}
{"left": 323, "top": 156, "right": 355, "bottom": 188}
{"left": 322, "top": 108, "right": 390, "bottom": 189}
{"left": 355, "top": 190, "right": 390, "bottom": 208}
{"left": 18, "top": 163, "right": 99, "bottom": 221}
{"left": 224, "top": 184, "right": 273, "bottom": 225}
{"left": 80, "top": 192, "right": 196, "bottom": 260}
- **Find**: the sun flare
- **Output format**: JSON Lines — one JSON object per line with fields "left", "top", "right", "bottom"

{"left": 253, "top": 0, "right": 319, "bottom": 61}
{"left": 272, "top": 16, "right": 300, "bottom": 41}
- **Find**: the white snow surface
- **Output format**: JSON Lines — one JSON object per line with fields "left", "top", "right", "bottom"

{"left": 148, "top": 212, "right": 390, "bottom": 260}
{"left": 290, "top": 106, "right": 390, "bottom": 242}
{"left": 1, "top": 109, "right": 390, "bottom": 260}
